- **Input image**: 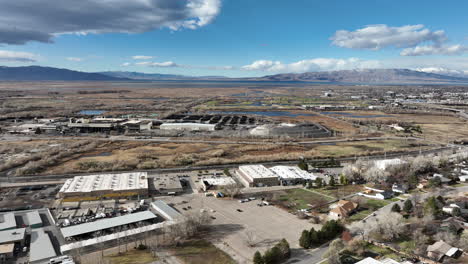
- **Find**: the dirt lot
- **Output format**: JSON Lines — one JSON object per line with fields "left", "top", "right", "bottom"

{"left": 158, "top": 194, "right": 319, "bottom": 264}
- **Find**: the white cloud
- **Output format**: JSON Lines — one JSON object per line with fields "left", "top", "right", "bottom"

{"left": 331, "top": 24, "right": 447, "bottom": 50}
{"left": 66, "top": 57, "right": 83, "bottom": 62}
{"left": 414, "top": 67, "right": 468, "bottom": 77}
{"left": 136, "top": 61, "right": 179, "bottom": 67}
{"left": 0, "top": 50, "right": 38, "bottom": 62}
{"left": 241, "top": 58, "right": 381, "bottom": 73}
{"left": 132, "top": 55, "right": 153, "bottom": 60}
{"left": 400, "top": 44, "right": 468, "bottom": 56}
{"left": 121, "top": 62, "right": 131, "bottom": 66}
{"left": 0, "top": 0, "right": 222, "bottom": 45}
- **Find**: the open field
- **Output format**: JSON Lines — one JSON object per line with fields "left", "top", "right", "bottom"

{"left": 273, "top": 188, "right": 334, "bottom": 211}
{"left": 171, "top": 240, "right": 235, "bottom": 264}
{"left": 104, "top": 249, "right": 157, "bottom": 264}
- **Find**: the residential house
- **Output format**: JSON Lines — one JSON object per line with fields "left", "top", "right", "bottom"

{"left": 459, "top": 175, "right": 468, "bottom": 182}
{"left": 392, "top": 183, "right": 408, "bottom": 194}
{"left": 329, "top": 200, "right": 358, "bottom": 220}
{"left": 432, "top": 173, "right": 452, "bottom": 184}
{"left": 427, "top": 240, "right": 462, "bottom": 262}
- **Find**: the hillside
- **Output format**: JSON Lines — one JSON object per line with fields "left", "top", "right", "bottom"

{"left": 0, "top": 66, "right": 126, "bottom": 81}
{"left": 255, "top": 69, "right": 468, "bottom": 84}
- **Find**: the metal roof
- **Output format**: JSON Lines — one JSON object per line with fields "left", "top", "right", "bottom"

{"left": 29, "top": 228, "right": 57, "bottom": 262}
{"left": 151, "top": 200, "right": 182, "bottom": 221}
{"left": 0, "top": 228, "right": 26, "bottom": 244}
{"left": 61, "top": 211, "right": 157, "bottom": 238}
{"left": 0, "top": 213, "right": 16, "bottom": 231}
{"left": 24, "top": 211, "right": 42, "bottom": 227}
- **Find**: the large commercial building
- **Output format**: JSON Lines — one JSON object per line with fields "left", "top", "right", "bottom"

{"left": 152, "top": 176, "right": 184, "bottom": 195}
{"left": 150, "top": 201, "right": 183, "bottom": 221}
{"left": 160, "top": 123, "right": 217, "bottom": 131}
{"left": 0, "top": 213, "right": 16, "bottom": 231}
{"left": 61, "top": 211, "right": 158, "bottom": 239}
{"left": 270, "top": 166, "right": 318, "bottom": 185}
{"left": 201, "top": 177, "right": 236, "bottom": 191}
{"left": 237, "top": 165, "right": 279, "bottom": 187}
{"left": 59, "top": 172, "right": 149, "bottom": 199}
{"left": 30, "top": 228, "right": 57, "bottom": 263}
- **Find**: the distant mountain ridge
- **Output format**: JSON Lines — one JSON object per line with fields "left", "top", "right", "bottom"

{"left": 1, "top": 66, "right": 468, "bottom": 84}
{"left": 99, "top": 71, "right": 228, "bottom": 80}
{"left": 0, "top": 66, "right": 125, "bottom": 81}
{"left": 254, "top": 69, "right": 468, "bottom": 84}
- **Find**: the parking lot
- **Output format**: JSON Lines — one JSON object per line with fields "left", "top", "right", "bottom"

{"left": 161, "top": 194, "right": 320, "bottom": 264}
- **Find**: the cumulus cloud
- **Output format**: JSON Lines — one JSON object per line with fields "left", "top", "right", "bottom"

{"left": 132, "top": 55, "right": 153, "bottom": 60}
{"left": 0, "top": 0, "right": 221, "bottom": 45}
{"left": 66, "top": 57, "right": 83, "bottom": 62}
{"left": 331, "top": 24, "right": 447, "bottom": 50}
{"left": 400, "top": 44, "right": 468, "bottom": 56}
{"left": 0, "top": 50, "right": 38, "bottom": 62}
{"left": 121, "top": 62, "right": 131, "bottom": 66}
{"left": 241, "top": 58, "right": 381, "bottom": 73}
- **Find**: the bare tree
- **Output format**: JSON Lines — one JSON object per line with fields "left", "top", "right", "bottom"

{"left": 222, "top": 183, "right": 243, "bottom": 199}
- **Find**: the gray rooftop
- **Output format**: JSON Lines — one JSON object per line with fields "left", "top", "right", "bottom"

{"left": 0, "top": 213, "right": 16, "bottom": 231}
{"left": 0, "top": 228, "right": 26, "bottom": 244}
{"left": 24, "top": 211, "right": 42, "bottom": 227}
{"left": 151, "top": 200, "right": 183, "bottom": 221}
{"left": 61, "top": 211, "right": 157, "bottom": 238}
{"left": 29, "top": 228, "right": 57, "bottom": 263}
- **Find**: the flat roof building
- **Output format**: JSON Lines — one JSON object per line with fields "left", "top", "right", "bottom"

{"left": 0, "top": 213, "right": 16, "bottom": 231}
{"left": 160, "top": 123, "right": 217, "bottom": 131}
{"left": 30, "top": 228, "right": 57, "bottom": 263}
{"left": 270, "top": 166, "right": 317, "bottom": 185}
{"left": 237, "top": 165, "right": 279, "bottom": 187}
{"left": 151, "top": 201, "right": 183, "bottom": 221}
{"left": 59, "top": 172, "right": 148, "bottom": 199}
{"left": 0, "top": 228, "right": 26, "bottom": 245}
{"left": 201, "top": 177, "right": 236, "bottom": 191}
{"left": 24, "top": 211, "right": 43, "bottom": 228}
{"left": 153, "top": 176, "right": 184, "bottom": 195}
{"left": 61, "top": 211, "right": 157, "bottom": 238}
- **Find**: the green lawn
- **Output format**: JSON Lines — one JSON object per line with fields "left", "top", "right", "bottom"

{"left": 276, "top": 188, "right": 334, "bottom": 211}
{"left": 313, "top": 185, "right": 364, "bottom": 199}
{"left": 105, "top": 249, "right": 157, "bottom": 264}
{"left": 172, "top": 240, "right": 235, "bottom": 264}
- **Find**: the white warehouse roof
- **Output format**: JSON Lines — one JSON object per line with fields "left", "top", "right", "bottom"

{"left": 270, "top": 166, "right": 317, "bottom": 181}
{"left": 151, "top": 200, "right": 183, "bottom": 221}
{"left": 373, "top": 158, "right": 405, "bottom": 170}
{"left": 203, "top": 177, "right": 236, "bottom": 186}
{"left": 61, "top": 211, "right": 157, "bottom": 238}
{"left": 239, "top": 165, "right": 278, "bottom": 179}
{"left": 0, "top": 213, "right": 16, "bottom": 231}
{"left": 160, "top": 123, "right": 216, "bottom": 131}
{"left": 59, "top": 172, "right": 148, "bottom": 195}
{"left": 29, "top": 228, "right": 57, "bottom": 263}
{"left": 0, "top": 228, "right": 26, "bottom": 244}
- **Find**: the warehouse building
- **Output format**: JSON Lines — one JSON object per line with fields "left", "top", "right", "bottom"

{"left": 0, "top": 228, "right": 26, "bottom": 246}
{"left": 152, "top": 176, "right": 184, "bottom": 195}
{"left": 58, "top": 172, "right": 149, "bottom": 199}
{"left": 61, "top": 211, "right": 158, "bottom": 239}
{"left": 24, "top": 211, "right": 43, "bottom": 228}
{"left": 270, "top": 166, "right": 318, "bottom": 185}
{"left": 201, "top": 177, "right": 236, "bottom": 191}
{"left": 30, "top": 228, "right": 57, "bottom": 263}
{"left": 237, "top": 165, "right": 279, "bottom": 187}
{"left": 160, "top": 123, "right": 217, "bottom": 131}
{"left": 0, "top": 213, "right": 16, "bottom": 231}
{"left": 151, "top": 201, "right": 183, "bottom": 221}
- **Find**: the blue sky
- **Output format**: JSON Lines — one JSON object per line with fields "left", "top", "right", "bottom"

{"left": 1, "top": 0, "right": 468, "bottom": 77}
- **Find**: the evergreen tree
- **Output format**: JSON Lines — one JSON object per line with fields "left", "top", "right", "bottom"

{"left": 424, "top": 196, "right": 441, "bottom": 217}
{"left": 263, "top": 246, "right": 282, "bottom": 264}
{"left": 391, "top": 203, "right": 401, "bottom": 213}
{"left": 277, "top": 239, "right": 291, "bottom": 259}
{"left": 309, "top": 228, "right": 319, "bottom": 246}
{"left": 408, "top": 174, "right": 418, "bottom": 188}
{"left": 299, "top": 230, "right": 311, "bottom": 249}
{"left": 403, "top": 200, "right": 413, "bottom": 213}
{"left": 315, "top": 178, "right": 323, "bottom": 188}
{"left": 329, "top": 176, "right": 336, "bottom": 187}
{"left": 298, "top": 159, "right": 308, "bottom": 171}
{"left": 339, "top": 175, "right": 347, "bottom": 185}
{"left": 253, "top": 251, "right": 264, "bottom": 264}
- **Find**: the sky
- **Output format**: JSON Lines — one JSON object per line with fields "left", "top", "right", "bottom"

{"left": 1, "top": 0, "right": 468, "bottom": 77}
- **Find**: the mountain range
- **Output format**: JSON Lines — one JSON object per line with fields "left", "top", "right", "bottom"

{"left": 1, "top": 65, "right": 468, "bottom": 84}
